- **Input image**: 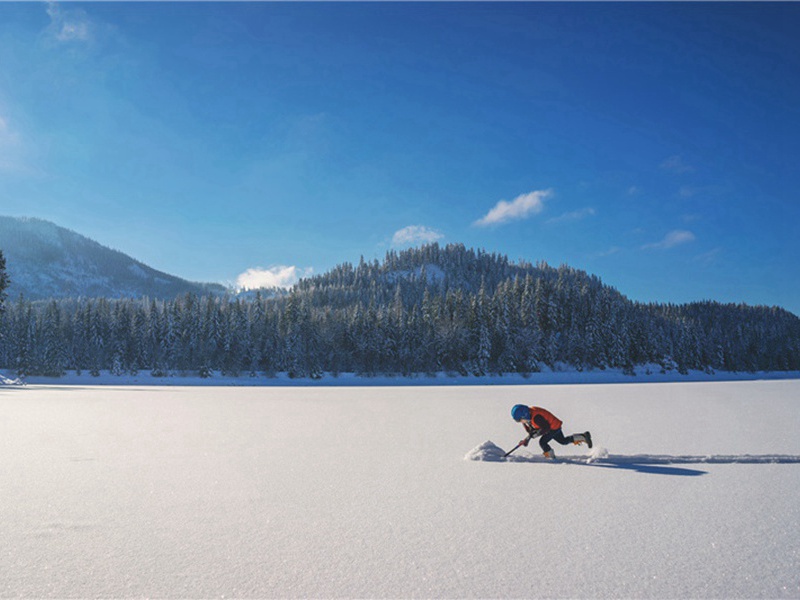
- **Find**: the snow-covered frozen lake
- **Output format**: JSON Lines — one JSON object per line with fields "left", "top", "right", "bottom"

{"left": 2, "top": 381, "right": 799, "bottom": 598}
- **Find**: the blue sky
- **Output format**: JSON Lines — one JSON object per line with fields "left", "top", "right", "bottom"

{"left": 1, "top": 2, "right": 799, "bottom": 314}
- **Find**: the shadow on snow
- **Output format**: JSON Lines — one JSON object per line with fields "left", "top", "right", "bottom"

{"left": 465, "top": 442, "right": 800, "bottom": 477}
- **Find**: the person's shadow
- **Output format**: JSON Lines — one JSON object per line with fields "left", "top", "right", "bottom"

{"left": 467, "top": 442, "right": 800, "bottom": 477}
{"left": 511, "top": 452, "right": 800, "bottom": 477}
{"left": 578, "top": 458, "right": 707, "bottom": 477}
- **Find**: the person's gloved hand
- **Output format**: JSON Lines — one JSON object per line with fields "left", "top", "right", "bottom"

{"left": 520, "top": 437, "right": 530, "bottom": 446}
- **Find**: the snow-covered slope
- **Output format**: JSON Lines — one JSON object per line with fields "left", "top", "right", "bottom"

{"left": 0, "top": 216, "right": 226, "bottom": 299}
{"left": 1, "top": 380, "right": 798, "bottom": 598}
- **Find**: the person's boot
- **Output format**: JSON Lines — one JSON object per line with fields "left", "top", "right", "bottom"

{"left": 543, "top": 449, "right": 556, "bottom": 460}
{"left": 572, "top": 432, "right": 593, "bottom": 448}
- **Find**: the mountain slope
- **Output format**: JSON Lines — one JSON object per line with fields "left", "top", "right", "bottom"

{"left": 0, "top": 216, "right": 226, "bottom": 300}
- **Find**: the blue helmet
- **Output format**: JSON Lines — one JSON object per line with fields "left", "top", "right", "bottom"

{"left": 511, "top": 404, "right": 531, "bottom": 422}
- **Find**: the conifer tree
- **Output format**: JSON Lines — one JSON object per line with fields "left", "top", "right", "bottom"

{"left": 0, "top": 250, "right": 8, "bottom": 316}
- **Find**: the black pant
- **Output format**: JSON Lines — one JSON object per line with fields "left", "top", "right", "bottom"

{"left": 539, "top": 428, "right": 573, "bottom": 452}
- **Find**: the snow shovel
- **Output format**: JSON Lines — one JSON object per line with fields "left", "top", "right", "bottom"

{"left": 503, "top": 434, "right": 533, "bottom": 458}
{"left": 503, "top": 429, "right": 543, "bottom": 457}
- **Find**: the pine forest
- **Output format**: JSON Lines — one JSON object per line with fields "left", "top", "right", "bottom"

{"left": 1, "top": 244, "right": 798, "bottom": 379}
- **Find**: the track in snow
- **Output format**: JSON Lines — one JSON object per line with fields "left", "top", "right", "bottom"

{"left": 466, "top": 441, "right": 800, "bottom": 476}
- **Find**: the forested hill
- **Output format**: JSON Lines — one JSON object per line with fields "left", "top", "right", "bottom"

{"left": 298, "top": 243, "right": 624, "bottom": 308}
{"left": 1, "top": 243, "right": 798, "bottom": 378}
{"left": 292, "top": 243, "right": 799, "bottom": 373}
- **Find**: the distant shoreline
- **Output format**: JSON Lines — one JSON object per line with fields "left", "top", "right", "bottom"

{"left": 4, "top": 366, "right": 799, "bottom": 387}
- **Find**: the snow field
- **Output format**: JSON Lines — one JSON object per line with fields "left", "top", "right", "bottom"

{"left": 1, "top": 381, "right": 799, "bottom": 598}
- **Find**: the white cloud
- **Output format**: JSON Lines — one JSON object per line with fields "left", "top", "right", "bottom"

{"left": 546, "top": 207, "right": 596, "bottom": 225}
{"left": 392, "top": 225, "right": 444, "bottom": 247}
{"left": 642, "top": 230, "right": 696, "bottom": 250}
{"left": 45, "top": 2, "right": 92, "bottom": 44}
{"left": 236, "top": 265, "right": 312, "bottom": 290}
{"left": 596, "top": 246, "right": 621, "bottom": 258}
{"left": 693, "top": 247, "right": 722, "bottom": 267}
{"left": 660, "top": 155, "right": 694, "bottom": 174}
{"left": 0, "top": 115, "right": 18, "bottom": 145}
{"left": 474, "top": 189, "right": 552, "bottom": 227}
{"left": 0, "top": 112, "right": 28, "bottom": 174}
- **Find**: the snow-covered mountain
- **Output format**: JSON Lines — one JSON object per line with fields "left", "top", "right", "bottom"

{"left": 0, "top": 216, "right": 226, "bottom": 300}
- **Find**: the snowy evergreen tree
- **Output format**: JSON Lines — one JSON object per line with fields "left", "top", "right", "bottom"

{"left": 0, "top": 250, "right": 8, "bottom": 316}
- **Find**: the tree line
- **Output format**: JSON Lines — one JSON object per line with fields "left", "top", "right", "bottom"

{"left": 0, "top": 244, "right": 798, "bottom": 379}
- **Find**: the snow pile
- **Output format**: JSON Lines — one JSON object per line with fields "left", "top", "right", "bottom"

{"left": 464, "top": 440, "right": 507, "bottom": 461}
{"left": 587, "top": 445, "right": 610, "bottom": 461}
{"left": 0, "top": 373, "right": 24, "bottom": 385}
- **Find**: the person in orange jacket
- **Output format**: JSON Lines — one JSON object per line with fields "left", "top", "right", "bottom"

{"left": 511, "top": 404, "right": 592, "bottom": 459}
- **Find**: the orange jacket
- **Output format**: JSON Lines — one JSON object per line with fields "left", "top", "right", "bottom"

{"left": 529, "top": 406, "right": 562, "bottom": 431}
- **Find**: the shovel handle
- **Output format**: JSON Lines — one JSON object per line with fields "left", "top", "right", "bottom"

{"left": 503, "top": 435, "right": 532, "bottom": 458}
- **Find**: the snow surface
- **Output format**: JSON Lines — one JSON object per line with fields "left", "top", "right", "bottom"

{"left": 2, "top": 380, "right": 799, "bottom": 598}
{"left": 8, "top": 364, "right": 800, "bottom": 387}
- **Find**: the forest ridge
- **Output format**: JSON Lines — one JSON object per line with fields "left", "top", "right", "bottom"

{"left": 1, "top": 244, "right": 798, "bottom": 378}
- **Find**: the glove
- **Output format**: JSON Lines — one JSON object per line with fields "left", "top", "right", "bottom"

{"left": 520, "top": 437, "right": 530, "bottom": 447}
